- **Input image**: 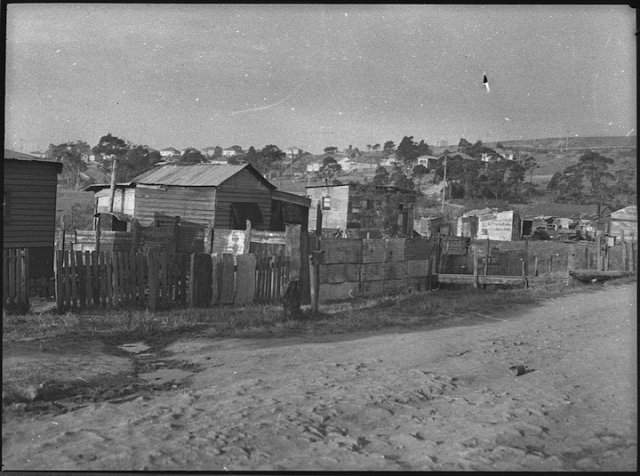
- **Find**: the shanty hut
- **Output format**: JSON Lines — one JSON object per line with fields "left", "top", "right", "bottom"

{"left": 607, "top": 205, "right": 637, "bottom": 241}
{"left": 3, "top": 149, "right": 63, "bottom": 295}
{"left": 306, "top": 183, "right": 416, "bottom": 236}
{"left": 84, "top": 163, "right": 309, "bottom": 252}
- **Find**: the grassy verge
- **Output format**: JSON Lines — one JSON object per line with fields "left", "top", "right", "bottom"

{"left": 2, "top": 275, "right": 635, "bottom": 343}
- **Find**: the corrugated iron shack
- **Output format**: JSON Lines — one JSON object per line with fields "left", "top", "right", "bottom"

{"left": 84, "top": 163, "right": 310, "bottom": 252}
{"left": 606, "top": 205, "right": 637, "bottom": 241}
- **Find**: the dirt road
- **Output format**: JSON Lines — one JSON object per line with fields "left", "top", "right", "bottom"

{"left": 2, "top": 284, "right": 636, "bottom": 470}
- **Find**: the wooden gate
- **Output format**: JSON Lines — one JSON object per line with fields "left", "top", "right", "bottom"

{"left": 188, "top": 253, "right": 212, "bottom": 308}
{"left": 3, "top": 248, "right": 30, "bottom": 313}
{"left": 255, "top": 255, "right": 290, "bottom": 303}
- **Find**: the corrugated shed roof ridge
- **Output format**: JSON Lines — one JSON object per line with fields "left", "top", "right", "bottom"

{"left": 132, "top": 163, "right": 254, "bottom": 187}
{"left": 4, "top": 148, "right": 61, "bottom": 164}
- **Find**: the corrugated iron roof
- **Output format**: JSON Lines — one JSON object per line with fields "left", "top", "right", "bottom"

{"left": 82, "top": 182, "right": 134, "bottom": 192}
{"left": 131, "top": 163, "right": 274, "bottom": 188}
{"left": 4, "top": 148, "right": 62, "bottom": 165}
{"left": 272, "top": 189, "right": 311, "bottom": 207}
{"left": 610, "top": 205, "right": 637, "bottom": 220}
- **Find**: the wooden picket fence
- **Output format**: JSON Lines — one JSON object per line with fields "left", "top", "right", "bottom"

{"left": 3, "top": 248, "right": 30, "bottom": 313}
{"left": 53, "top": 249, "right": 290, "bottom": 312}
{"left": 54, "top": 250, "right": 191, "bottom": 312}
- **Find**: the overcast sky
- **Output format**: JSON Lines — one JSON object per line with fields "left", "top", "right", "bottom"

{"left": 5, "top": 4, "right": 636, "bottom": 154}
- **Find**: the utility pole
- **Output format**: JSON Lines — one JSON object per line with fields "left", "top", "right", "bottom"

{"left": 108, "top": 155, "right": 118, "bottom": 213}
{"left": 441, "top": 154, "right": 447, "bottom": 215}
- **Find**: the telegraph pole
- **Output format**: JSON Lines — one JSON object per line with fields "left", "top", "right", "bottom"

{"left": 108, "top": 155, "right": 118, "bottom": 213}
{"left": 441, "top": 154, "right": 447, "bottom": 215}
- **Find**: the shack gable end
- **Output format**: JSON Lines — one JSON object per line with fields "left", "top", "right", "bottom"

{"left": 218, "top": 167, "right": 272, "bottom": 191}
{"left": 214, "top": 170, "right": 272, "bottom": 229}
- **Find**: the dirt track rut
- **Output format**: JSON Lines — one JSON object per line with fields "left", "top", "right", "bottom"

{"left": 2, "top": 284, "right": 636, "bottom": 470}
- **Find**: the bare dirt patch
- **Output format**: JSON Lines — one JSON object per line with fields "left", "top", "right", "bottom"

{"left": 2, "top": 283, "right": 636, "bottom": 471}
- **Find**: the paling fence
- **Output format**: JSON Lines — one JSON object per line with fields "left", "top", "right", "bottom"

{"left": 53, "top": 250, "right": 291, "bottom": 312}
{"left": 7, "top": 234, "right": 637, "bottom": 314}
{"left": 3, "top": 248, "right": 30, "bottom": 313}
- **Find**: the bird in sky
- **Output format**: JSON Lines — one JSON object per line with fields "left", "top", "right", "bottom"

{"left": 483, "top": 73, "right": 490, "bottom": 93}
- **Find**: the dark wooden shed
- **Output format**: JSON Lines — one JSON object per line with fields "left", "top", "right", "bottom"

{"left": 3, "top": 149, "right": 63, "bottom": 281}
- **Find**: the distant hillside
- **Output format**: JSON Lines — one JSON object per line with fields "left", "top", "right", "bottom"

{"left": 493, "top": 135, "right": 636, "bottom": 151}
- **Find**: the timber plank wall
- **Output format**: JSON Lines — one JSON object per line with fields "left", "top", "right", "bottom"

{"left": 3, "top": 160, "right": 61, "bottom": 248}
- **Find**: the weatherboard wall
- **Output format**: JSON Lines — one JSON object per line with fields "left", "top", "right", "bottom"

{"left": 133, "top": 185, "right": 217, "bottom": 227}
{"left": 3, "top": 159, "right": 61, "bottom": 249}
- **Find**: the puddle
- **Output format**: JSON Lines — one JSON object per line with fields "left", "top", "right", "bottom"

{"left": 118, "top": 342, "right": 151, "bottom": 354}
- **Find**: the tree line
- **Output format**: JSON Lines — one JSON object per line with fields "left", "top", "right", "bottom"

{"left": 45, "top": 134, "right": 302, "bottom": 189}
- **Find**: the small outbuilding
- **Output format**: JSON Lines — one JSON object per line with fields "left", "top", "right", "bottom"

{"left": 3, "top": 149, "right": 63, "bottom": 296}
{"left": 607, "top": 205, "right": 637, "bottom": 241}
{"left": 306, "top": 183, "right": 416, "bottom": 236}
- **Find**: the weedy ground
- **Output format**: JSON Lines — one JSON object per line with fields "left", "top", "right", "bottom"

{"left": 3, "top": 274, "right": 634, "bottom": 344}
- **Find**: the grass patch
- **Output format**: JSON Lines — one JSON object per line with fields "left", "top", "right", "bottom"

{"left": 3, "top": 275, "right": 635, "bottom": 343}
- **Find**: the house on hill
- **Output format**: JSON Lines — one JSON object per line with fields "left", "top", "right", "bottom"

{"left": 202, "top": 146, "right": 218, "bottom": 157}
{"left": 416, "top": 155, "right": 439, "bottom": 170}
{"left": 306, "top": 183, "right": 416, "bottom": 236}
{"left": 83, "top": 163, "right": 310, "bottom": 252}
{"left": 455, "top": 208, "right": 521, "bottom": 241}
{"left": 286, "top": 147, "right": 303, "bottom": 159}
{"left": 3, "top": 149, "right": 63, "bottom": 296}
{"left": 160, "top": 147, "right": 180, "bottom": 159}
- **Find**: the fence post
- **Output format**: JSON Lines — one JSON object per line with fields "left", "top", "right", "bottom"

{"left": 2, "top": 250, "right": 8, "bottom": 307}
{"left": 95, "top": 214, "right": 101, "bottom": 255}
{"left": 584, "top": 244, "right": 589, "bottom": 270}
{"left": 244, "top": 220, "right": 252, "bottom": 255}
{"left": 473, "top": 248, "right": 478, "bottom": 288}
{"left": 188, "top": 253, "right": 196, "bottom": 308}
{"left": 483, "top": 238, "right": 490, "bottom": 276}
{"left": 524, "top": 237, "right": 529, "bottom": 276}
{"left": 172, "top": 216, "right": 180, "bottom": 255}
{"left": 309, "top": 254, "right": 318, "bottom": 314}
{"left": 61, "top": 216, "right": 66, "bottom": 255}
{"left": 63, "top": 250, "right": 72, "bottom": 309}
{"left": 567, "top": 244, "right": 577, "bottom": 274}
{"left": 21, "top": 248, "right": 29, "bottom": 309}
{"left": 160, "top": 252, "right": 169, "bottom": 308}
{"left": 147, "top": 253, "right": 158, "bottom": 312}
{"left": 620, "top": 230, "right": 627, "bottom": 271}
{"left": 76, "top": 251, "right": 86, "bottom": 309}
